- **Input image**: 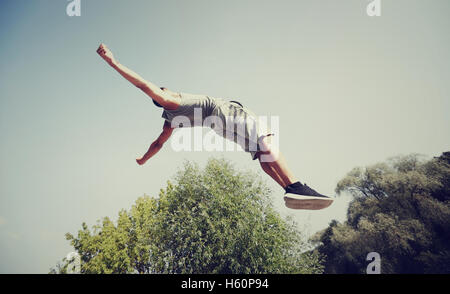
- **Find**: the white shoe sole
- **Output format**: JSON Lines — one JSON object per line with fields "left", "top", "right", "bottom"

{"left": 284, "top": 193, "right": 334, "bottom": 210}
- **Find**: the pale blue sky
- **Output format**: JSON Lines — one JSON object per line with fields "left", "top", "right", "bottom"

{"left": 0, "top": 0, "right": 449, "bottom": 273}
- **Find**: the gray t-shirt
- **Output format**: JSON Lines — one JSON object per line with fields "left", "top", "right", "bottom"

{"left": 161, "top": 92, "right": 267, "bottom": 160}
{"left": 161, "top": 93, "right": 226, "bottom": 128}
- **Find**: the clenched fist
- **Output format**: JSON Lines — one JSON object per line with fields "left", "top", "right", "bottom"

{"left": 136, "top": 157, "right": 148, "bottom": 166}
{"left": 96, "top": 43, "right": 116, "bottom": 65}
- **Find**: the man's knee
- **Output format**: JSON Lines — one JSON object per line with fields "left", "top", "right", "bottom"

{"left": 258, "top": 135, "right": 279, "bottom": 163}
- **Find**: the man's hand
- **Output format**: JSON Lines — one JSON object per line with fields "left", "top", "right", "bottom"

{"left": 136, "top": 157, "right": 148, "bottom": 166}
{"left": 97, "top": 43, "right": 116, "bottom": 65}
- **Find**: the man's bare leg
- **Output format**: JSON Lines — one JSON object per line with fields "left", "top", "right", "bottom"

{"left": 259, "top": 161, "right": 287, "bottom": 187}
{"left": 256, "top": 136, "right": 333, "bottom": 210}
{"left": 257, "top": 136, "right": 297, "bottom": 189}
{"left": 258, "top": 151, "right": 297, "bottom": 189}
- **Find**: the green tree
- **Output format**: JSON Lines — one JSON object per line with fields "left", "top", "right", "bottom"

{"left": 53, "top": 158, "right": 323, "bottom": 274}
{"left": 313, "top": 152, "right": 450, "bottom": 274}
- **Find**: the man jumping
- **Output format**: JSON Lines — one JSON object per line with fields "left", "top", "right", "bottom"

{"left": 96, "top": 43, "right": 333, "bottom": 210}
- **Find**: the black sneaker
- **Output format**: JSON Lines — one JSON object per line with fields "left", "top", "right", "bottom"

{"left": 284, "top": 182, "right": 333, "bottom": 210}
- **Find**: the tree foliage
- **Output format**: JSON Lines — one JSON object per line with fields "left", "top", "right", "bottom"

{"left": 314, "top": 152, "right": 450, "bottom": 274}
{"left": 53, "top": 158, "right": 323, "bottom": 274}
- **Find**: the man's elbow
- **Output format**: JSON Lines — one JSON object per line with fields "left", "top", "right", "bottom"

{"left": 153, "top": 140, "right": 164, "bottom": 149}
{"left": 137, "top": 84, "right": 166, "bottom": 104}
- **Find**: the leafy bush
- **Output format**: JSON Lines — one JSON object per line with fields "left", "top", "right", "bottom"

{"left": 314, "top": 152, "right": 450, "bottom": 274}
{"left": 53, "top": 158, "right": 323, "bottom": 274}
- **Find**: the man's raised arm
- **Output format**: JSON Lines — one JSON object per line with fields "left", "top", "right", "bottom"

{"left": 96, "top": 43, "right": 178, "bottom": 109}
